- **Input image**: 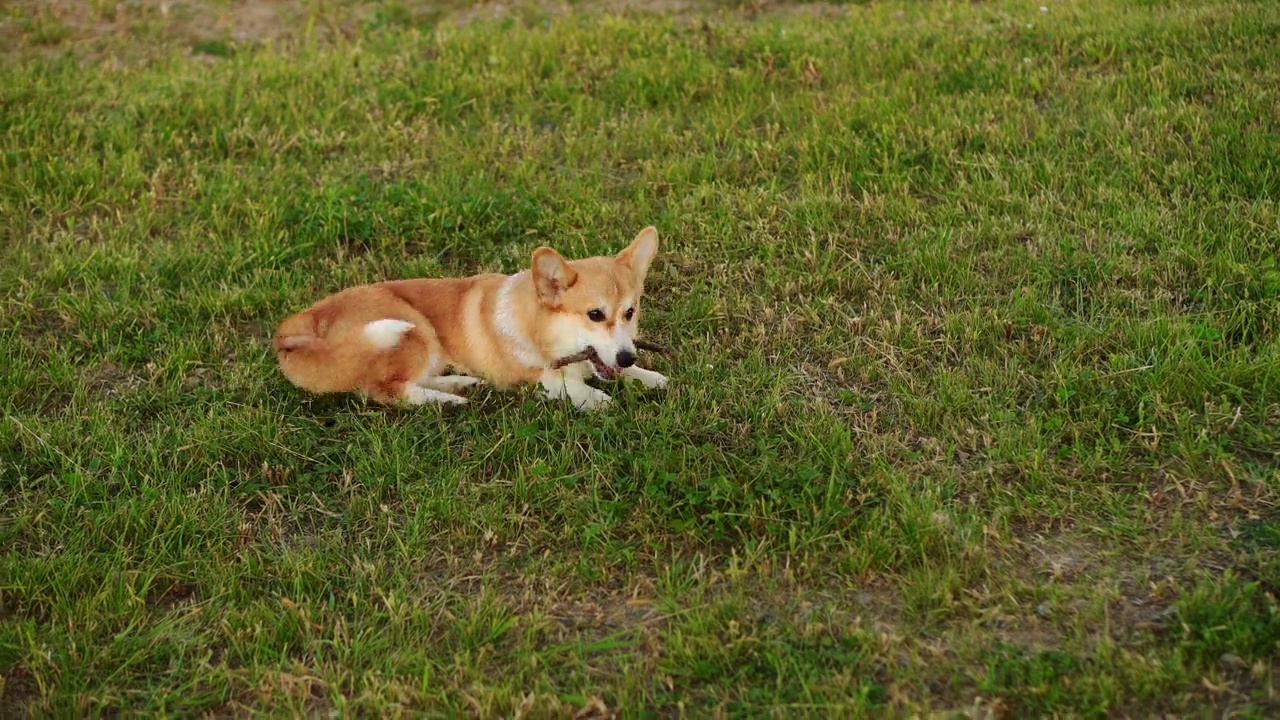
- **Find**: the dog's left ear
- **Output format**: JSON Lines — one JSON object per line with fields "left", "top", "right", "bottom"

{"left": 616, "top": 226, "right": 658, "bottom": 286}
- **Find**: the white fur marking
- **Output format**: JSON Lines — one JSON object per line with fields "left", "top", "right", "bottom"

{"left": 610, "top": 323, "right": 634, "bottom": 364}
{"left": 363, "top": 319, "right": 414, "bottom": 350}
{"left": 494, "top": 273, "right": 546, "bottom": 369}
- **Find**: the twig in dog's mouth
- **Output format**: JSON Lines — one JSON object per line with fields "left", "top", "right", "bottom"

{"left": 550, "top": 340, "right": 672, "bottom": 372}
{"left": 634, "top": 339, "right": 671, "bottom": 355}
{"left": 551, "top": 347, "right": 598, "bottom": 370}
{"left": 550, "top": 347, "right": 618, "bottom": 380}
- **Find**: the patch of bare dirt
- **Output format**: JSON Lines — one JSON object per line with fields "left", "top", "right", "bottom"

{"left": 79, "top": 360, "right": 145, "bottom": 398}
{"left": 0, "top": 665, "right": 39, "bottom": 720}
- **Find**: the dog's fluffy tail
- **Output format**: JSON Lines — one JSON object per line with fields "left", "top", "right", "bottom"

{"left": 361, "top": 319, "right": 415, "bottom": 350}
{"left": 273, "top": 311, "right": 426, "bottom": 395}
{"left": 275, "top": 318, "right": 413, "bottom": 355}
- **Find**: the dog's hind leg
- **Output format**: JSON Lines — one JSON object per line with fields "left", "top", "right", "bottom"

{"left": 360, "top": 317, "right": 468, "bottom": 407}
{"left": 403, "top": 385, "right": 469, "bottom": 405}
{"left": 422, "top": 375, "right": 485, "bottom": 393}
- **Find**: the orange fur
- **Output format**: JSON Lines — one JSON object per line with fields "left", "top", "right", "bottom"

{"left": 273, "top": 227, "right": 666, "bottom": 410}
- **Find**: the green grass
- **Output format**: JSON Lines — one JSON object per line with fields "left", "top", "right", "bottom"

{"left": 3, "top": 0, "right": 1279, "bottom": 715}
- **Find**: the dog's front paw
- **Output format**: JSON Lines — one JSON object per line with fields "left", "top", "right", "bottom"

{"left": 623, "top": 366, "right": 668, "bottom": 390}
{"left": 571, "top": 386, "right": 613, "bottom": 412}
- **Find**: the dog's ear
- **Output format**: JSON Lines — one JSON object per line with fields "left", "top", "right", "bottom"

{"left": 617, "top": 226, "right": 658, "bottom": 287}
{"left": 532, "top": 247, "right": 578, "bottom": 307}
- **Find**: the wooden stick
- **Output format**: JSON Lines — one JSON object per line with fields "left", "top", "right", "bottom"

{"left": 551, "top": 340, "right": 671, "bottom": 370}
{"left": 634, "top": 339, "right": 671, "bottom": 354}
{"left": 551, "top": 348, "right": 596, "bottom": 369}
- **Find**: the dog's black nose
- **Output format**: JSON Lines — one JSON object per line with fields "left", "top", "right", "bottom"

{"left": 616, "top": 350, "right": 636, "bottom": 368}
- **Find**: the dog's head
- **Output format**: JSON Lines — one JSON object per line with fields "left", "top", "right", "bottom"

{"left": 533, "top": 226, "right": 659, "bottom": 380}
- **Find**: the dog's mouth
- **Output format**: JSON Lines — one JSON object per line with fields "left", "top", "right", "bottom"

{"left": 552, "top": 348, "right": 622, "bottom": 381}
{"left": 588, "top": 350, "right": 621, "bottom": 381}
{"left": 553, "top": 347, "right": 621, "bottom": 380}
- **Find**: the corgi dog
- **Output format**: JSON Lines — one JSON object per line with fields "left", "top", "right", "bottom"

{"left": 272, "top": 226, "right": 667, "bottom": 411}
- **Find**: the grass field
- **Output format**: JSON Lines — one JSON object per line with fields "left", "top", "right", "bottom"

{"left": 3, "top": 0, "right": 1280, "bottom": 715}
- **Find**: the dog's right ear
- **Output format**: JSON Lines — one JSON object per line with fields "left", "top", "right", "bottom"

{"left": 532, "top": 247, "right": 578, "bottom": 307}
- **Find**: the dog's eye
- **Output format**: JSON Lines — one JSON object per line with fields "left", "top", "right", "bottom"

{"left": 587, "top": 309, "right": 606, "bottom": 322}
{"left": 624, "top": 307, "right": 635, "bottom": 321}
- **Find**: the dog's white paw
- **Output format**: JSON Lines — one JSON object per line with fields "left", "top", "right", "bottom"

{"left": 624, "top": 366, "right": 668, "bottom": 390}
{"left": 404, "top": 385, "right": 469, "bottom": 406}
{"left": 540, "top": 372, "right": 611, "bottom": 411}
{"left": 571, "top": 386, "right": 613, "bottom": 411}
